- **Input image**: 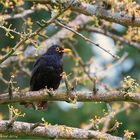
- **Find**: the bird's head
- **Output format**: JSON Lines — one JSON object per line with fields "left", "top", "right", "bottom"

{"left": 47, "top": 45, "right": 71, "bottom": 56}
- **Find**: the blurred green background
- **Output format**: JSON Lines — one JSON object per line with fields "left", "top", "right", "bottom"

{"left": 0, "top": 1, "right": 140, "bottom": 139}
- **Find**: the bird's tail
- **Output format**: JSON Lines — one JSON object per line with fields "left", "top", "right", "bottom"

{"left": 20, "top": 101, "right": 48, "bottom": 110}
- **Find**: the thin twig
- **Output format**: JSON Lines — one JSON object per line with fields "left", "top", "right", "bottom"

{"left": 95, "top": 52, "right": 128, "bottom": 76}
{"left": 86, "top": 26, "right": 140, "bottom": 51}
{"left": 0, "top": 6, "right": 70, "bottom": 65}
{"left": 0, "top": 25, "right": 22, "bottom": 36}
{"left": 55, "top": 20, "right": 118, "bottom": 59}
{"left": 64, "top": 41, "right": 97, "bottom": 93}
{"left": 101, "top": 105, "right": 131, "bottom": 133}
{"left": 62, "top": 72, "right": 73, "bottom": 94}
{"left": 84, "top": 104, "right": 131, "bottom": 131}
{"left": 0, "top": 15, "right": 91, "bottom": 66}
{"left": 1, "top": 9, "right": 35, "bottom": 22}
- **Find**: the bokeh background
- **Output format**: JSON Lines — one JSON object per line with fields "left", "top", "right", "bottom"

{"left": 0, "top": 1, "right": 140, "bottom": 139}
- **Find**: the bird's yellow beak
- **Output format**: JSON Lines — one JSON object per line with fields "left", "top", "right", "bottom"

{"left": 62, "top": 48, "right": 71, "bottom": 53}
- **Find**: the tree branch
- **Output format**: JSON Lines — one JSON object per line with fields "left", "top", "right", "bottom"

{"left": 84, "top": 104, "right": 131, "bottom": 131}
{"left": 0, "top": 120, "right": 122, "bottom": 139}
{"left": 30, "top": 0, "right": 140, "bottom": 27}
{"left": 0, "top": 89, "right": 140, "bottom": 105}
{"left": 1, "top": 14, "right": 91, "bottom": 66}
{"left": 0, "top": 6, "right": 69, "bottom": 65}
{"left": 0, "top": 9, "right": 35, "bottom": 22}
{"left": 55, "top": 20, "right": 118, "bottom": 59}
{"left": 86, "top": 27, "right": 140, "bottom": 51}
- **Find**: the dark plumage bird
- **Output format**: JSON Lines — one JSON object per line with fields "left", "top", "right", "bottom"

{"left": 21, "top": 45, "right": 71, "bottom": 110}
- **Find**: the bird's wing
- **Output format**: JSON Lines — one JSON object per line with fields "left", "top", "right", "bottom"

{"left": 32, "top": 55, "right": 55, "bottom": 74}
{"left": 30, "top": 56, "right": 55, "bottom": 91}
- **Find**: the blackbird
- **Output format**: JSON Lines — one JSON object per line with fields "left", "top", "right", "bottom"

{"left": 21, "top": 45, "right": 71, "bottom": 110}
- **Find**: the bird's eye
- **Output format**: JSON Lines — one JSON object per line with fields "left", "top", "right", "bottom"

{"left": 56, "top": 47, "right": 60, "bottom": 52}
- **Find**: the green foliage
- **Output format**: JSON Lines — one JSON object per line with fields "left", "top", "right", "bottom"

{"left": 0, "top": 0, "right": 140, "bottom": 139}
